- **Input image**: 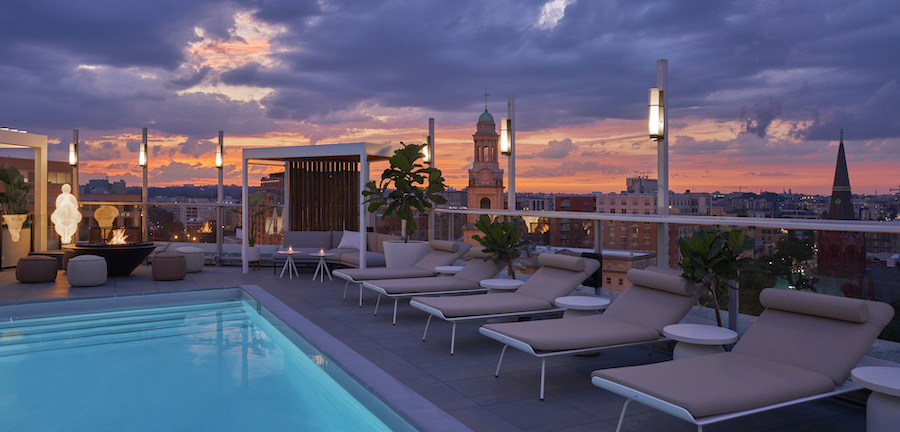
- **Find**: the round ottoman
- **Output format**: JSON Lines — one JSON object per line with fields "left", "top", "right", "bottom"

{"left": 153, "top": 252, "right": 186, "bottom": 281}
{"left": 62, "top": 249, "right": 77, "bottom": 271}
{"left": 16, "top": 256, "right": 58, "bottom": 283}
{"left": 176, "top": 246, "right": 204, "bottom": 273}
{"left": 67, "top": 255, "right": 108, "bottom": 287}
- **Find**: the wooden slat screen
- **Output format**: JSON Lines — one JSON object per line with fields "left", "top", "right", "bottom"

{"left": 288, "top": 159, "right": 360, "bottom": 231}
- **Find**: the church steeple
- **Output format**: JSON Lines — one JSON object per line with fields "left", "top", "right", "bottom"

{"left": 827, "top": 129, "right": 856, "bottom": 220}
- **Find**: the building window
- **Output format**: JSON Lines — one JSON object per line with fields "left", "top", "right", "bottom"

{"left": 621, "top": 236, "right": 627, "bottom": 243}
{"left": 610, "top": 209, "right": 615, "bottom": 213}
{"left": 598, "top": 199, "right": 604, "bottom": 205}
{"left": 621, "top": 200, "right": 627, "bottom": 205}
{"left": 645, "top": 200, "right": 650, "bottom": 205}
{"left": 618, "top": 278, "right": 623, "bottom": 285}
{"left": 480, "top": 197, "right": 491, "bottom": 209}
{"left": 633, "top": 200, "right": 638, "bottom": 205}
{"left": 606, "top": 277, "right": 612, "bottom": 284}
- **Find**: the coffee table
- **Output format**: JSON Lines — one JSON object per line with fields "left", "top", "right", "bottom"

{"left": 554, "top": 296, "right": 611, "bottom": 318}
{"left": 663, "top": 323, "right": 738, "bottom": 360}
{"left": 311, "top": 252, "right": 334, "bottom": 282}
{"left": 851, "top": 366, "right": 900, "bottom": 432}
{"left": 276, "top": 250, "right": 299, "bottom": 279}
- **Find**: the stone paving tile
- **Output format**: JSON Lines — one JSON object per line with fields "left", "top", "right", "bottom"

{"left": 358, "top": 348, "right": 413, "bottom": 368}
{"left": 417, "top": 356, "right": 498, "bottom": 382}
{"left": 409, "top": 382, "right": 479, "bottom": 412}
{"left": 445, "top": 374, "right": 536, "bottom": 406}
{"left": 484, "top": 397, "right": 604, "bottom": 432}
{"left": 558, "top": 388, "right": 656, "bottom": 422}
{"left": 446, "top": 406, "right": 522, "bottom": 432}
{"left": 380, "top": 364, "right": 441, "bottom": 387}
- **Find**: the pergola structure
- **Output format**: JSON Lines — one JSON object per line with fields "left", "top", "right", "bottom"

{"left": 241, "top": 143, "right": 396, "bottom": 274}
{"left": 0, "top": 129, "right": 48, "bottom": 252}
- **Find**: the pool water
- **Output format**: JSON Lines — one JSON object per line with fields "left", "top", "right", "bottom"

{"left": 0, "top": 301, "right": 394, "bottom": 432}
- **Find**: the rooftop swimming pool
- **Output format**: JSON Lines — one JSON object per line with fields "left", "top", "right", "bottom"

{"left": 0, "top": 293, "right": 419, "bottom": 431}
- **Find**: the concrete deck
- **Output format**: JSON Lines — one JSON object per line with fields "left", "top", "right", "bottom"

{"left": 0, "top": 263, "right": 867, "bottom": 432}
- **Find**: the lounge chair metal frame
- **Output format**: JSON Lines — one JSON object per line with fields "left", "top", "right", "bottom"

{"left": 480, "top": 326, "right": 670, "bottom": 399}
{"left": 365, "top": 282, "right": 489, "bottom": 325}
{"left": 592, "top": 376, "right": 861, "bottom": 432}
{"left": 413, "top": 300, "right": 567, "bottom": 355}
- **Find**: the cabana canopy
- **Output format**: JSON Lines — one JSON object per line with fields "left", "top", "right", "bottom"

{"left": 241, "top": 143, "right": 396, "bottom": 273}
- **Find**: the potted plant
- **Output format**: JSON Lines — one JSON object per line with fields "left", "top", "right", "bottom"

{"left": 0, "top": 165, "right": 31, "bottom": 242}
{"left": 472, "top": 214, "right": 530, "bottom": 278}
{"left": 363, "top": 142, "right": 447, "bottom": 266}
{"left": 677, "top": 228, "right": 754, "bottom": 327}
{"left": 233, "top": 190, "right": 274, "bottom": 262}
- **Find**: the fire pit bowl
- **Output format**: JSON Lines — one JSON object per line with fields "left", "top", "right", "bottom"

{"left": 64, "top": 242, "right": 157, "bottom": 277}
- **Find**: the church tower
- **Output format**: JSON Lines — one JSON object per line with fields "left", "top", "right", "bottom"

{"left": 466, "top": 109, "right": 505, "bottom": 222}
{"left": 817, "top": 130, "right": 866, "bottom": 278}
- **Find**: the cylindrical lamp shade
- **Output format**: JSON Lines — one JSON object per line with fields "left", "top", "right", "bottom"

{"left": 216, "top": 131, "right": 224, "bottom": 168}
{"left": 649, "top": 88, "right": 664, "bottom": 140}
{"left": 69, "top": 143, "right": 77, "bottom": 166}
{"left": 422, "top": 135, "right": 431, "bottom": 164}
{"left": 499, "top": 117, "right": 510, "bottom": 155}
{"left": 139, "top": 128, "right": 148, "bottom": 167}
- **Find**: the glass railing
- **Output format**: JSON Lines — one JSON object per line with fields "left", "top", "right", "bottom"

{"left": 433, "top": 208, "right": 900, "bottom": 343}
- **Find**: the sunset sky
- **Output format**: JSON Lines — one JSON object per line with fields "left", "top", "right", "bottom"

{"left": 1, "top": 0, "right": 898, "bottom": 195}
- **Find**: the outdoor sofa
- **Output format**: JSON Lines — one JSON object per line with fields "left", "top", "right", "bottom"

{"left": 591, "top": 288, "right": 894, "bottom": 431}
{"left": 480, "top": 265, "right": 703, "bottom": 399}
{"left": 274, "top": 230, "right": 400, "bottom": 270}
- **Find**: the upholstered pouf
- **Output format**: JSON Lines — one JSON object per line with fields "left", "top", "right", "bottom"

{"left": 16, "top": 256, "right": 58, "bottom": 283}
{"left": 152, "top": 252, "right": 186, "bottom": 281}
{"left": 175, "top": 246, "right": 204, "bottom": 273}
{"left": 62, "top": 249, "right": 77, "bottom": 271}
{"left": 67, "top": 255, "right": 108, "bottom": 287}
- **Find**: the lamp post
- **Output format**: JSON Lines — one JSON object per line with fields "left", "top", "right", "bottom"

{"left": 424, "top": 118, "right": 435, "bottom": 240}
{"left": 650, "top": 60, "right": 669, "bottom": 268}
{"left": 502, "top": 95, "right": 516, "bottom": 212}
{"left": 70, "top": 130, "right": 79, "bottom": 200}
{"left": 216, "top": 131, "right": 224, "bottom": 266}
{"left": 140, "top": 127, "right": 148, "bottom": 242}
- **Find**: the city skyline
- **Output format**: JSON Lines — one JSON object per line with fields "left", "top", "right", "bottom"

{"left": 1, "top": 0, "right": 898, "bottom": 195}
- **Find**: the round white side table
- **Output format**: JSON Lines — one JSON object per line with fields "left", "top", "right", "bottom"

{"left": 663, "top": 324, "right": 738, "bottom": 360}
{"left": 435, "top": 265, "right": 464, "bottom": 276}
{"left": 554, "top": 296, "right": 611, "bottom": 318}
{"left": 310, "top": 252, "right": 334, "bottom": 282}
{"left": 480, "top": 279, "right": 524, "bottom": 294}
{"left": 276, "top": 250, "right": 299, "bottom": 279}
{"left": 851, "top": 366, "right": 900, "bottom": 432}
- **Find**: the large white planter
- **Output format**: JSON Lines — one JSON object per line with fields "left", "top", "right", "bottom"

{"left": 383, "top": 240, "right": 430, "bottom": 268}
{"left": 245, "top": 245, "right": 261, "bottom": 262}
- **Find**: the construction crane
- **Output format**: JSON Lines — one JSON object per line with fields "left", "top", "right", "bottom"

{"left": 725, "top": 186, "right": 748, "bottom": 193}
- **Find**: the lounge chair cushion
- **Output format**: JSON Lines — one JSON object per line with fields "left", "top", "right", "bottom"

{"left": 733, "top": 293, "right": 895, "bottom": 385}
{"left": 760, "top": 288, "right": 879, "bottom": 324}
{"left": 340, "top": 251, "right": 386, "bottom": 267}
{"left": 412, "top": 293, "right": 553, "bottom": 318}
{"left": 593, "top": 352, "right": 836, "bottom": 418}
{"left": 367, "top": 277, "right": 480, "bottom": 295}
{"left": 626, "top": 267, "right": 699, "bottom": 296}
{"left": 429, "top": 240, "right": 460, "bottom": 253}
{"left": 466, "top": 247, "right": 493, "bottom": 259}
{"left": 334, "top": 267, "right": 436, "bottom": 281}
{"left": 537, "top": 253, "right": 586, "bottom": 272}
{"left": 516, "top": 255, "right": 601, "bottom": 303}
{"left": 483, "top": 314, "right": 660, "bottom": 352}
{"left": 453, "top": 255, "right": 504, "bottom": 283}
{"left": 602, "top": 284, "right": 701, "bottom": 334}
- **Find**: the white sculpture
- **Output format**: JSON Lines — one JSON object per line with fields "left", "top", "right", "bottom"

{"left": 51, "top": 184, "right": 82, "bottom": 244}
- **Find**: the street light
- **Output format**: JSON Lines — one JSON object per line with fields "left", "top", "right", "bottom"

{"left": 140, "top": 127, "right": 148, "bottom": 242}
{"left": 499, "top": 117, "right": 511, "bottom": 156}
{"left": 648, "top": 88, "right": 664, "bottom": 141}
{"left": 69, "top": 131, "right": 78, "bottom": 166}
{"left": 216, "top": 134, "right": 224, "bottom": 169}
{"left": 217, "top": 131, "right": 224, "bottom": 266}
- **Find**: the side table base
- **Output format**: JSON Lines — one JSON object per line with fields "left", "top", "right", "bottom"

{"left": 867, "top": 391, "right": 900, "bottom": 432}
{"left": 672, "top": 342, "right": 725, "bottom": 360}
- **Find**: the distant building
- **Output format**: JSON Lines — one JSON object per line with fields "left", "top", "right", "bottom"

{"left": 817, "top": 131, "right": 866, "bottom": 278}
{"left": 462, "top": 109, "right": 505, "bottom": 246}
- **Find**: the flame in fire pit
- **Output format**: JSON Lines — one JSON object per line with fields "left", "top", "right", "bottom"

{"left": 109, "top": 228, "right": 128, "bottom": 245}
{"left": 199, "top": 222, "right": 213, "bottom": 233}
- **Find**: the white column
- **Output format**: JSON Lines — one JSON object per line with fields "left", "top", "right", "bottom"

{"left": 34, "top": 144, "right": 48, "bottom": 251}
{"left": 507, "top": 95, "right": 516, "bottom": 212}
{"left": 359, "top": 150, "right": 369, "bottom": 268}
{"left": 655, "top": 59, "right": 670, "bottom": 268}
{"left": 241, "top": 154, "right": 249, "bottom": 273}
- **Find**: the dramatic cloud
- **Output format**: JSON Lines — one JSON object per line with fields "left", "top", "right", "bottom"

{"left": 519, "top": 138, "right": 578, "bottom": 159}
{"left": 519, "top": 160, "right": 630, "bottom": 177}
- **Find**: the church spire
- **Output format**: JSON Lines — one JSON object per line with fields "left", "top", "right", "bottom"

{"left": 827, "top": 128, "right": 855, "bottom": 220}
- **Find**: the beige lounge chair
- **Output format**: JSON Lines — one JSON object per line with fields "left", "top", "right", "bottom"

{"left": 333, "top": 240, "right": 472, "bottom": 307}
{"left": 480, "top": 266, "right": 703, "bottom": 399}
{"left": 410, "top": 253, "right": 601, "bottom": 354}
{"left": 360, "top": 248, "right": 504, "bottom": 324}
{"left": 591, "top": 288, "right": 894, "bottom": 432}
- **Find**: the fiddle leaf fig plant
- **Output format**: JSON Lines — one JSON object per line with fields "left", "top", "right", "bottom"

{"left": 0, "top": 165, "right": 31, "bottom": 215}
{"left": 472, "top": 214, "right": 531, "bottom": 278}
{"left": 677, "top": 229, "right": 755, "bottom": 327}
{"left": 362, "top": 142, "right": 447, "bottom": 242}
{"left": 232, "top": 190, "right": 274, "bottom": 247}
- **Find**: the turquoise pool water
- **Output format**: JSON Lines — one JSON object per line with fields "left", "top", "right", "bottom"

{"left": 0, "top": 301, "right": 395, "bottom": 432}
